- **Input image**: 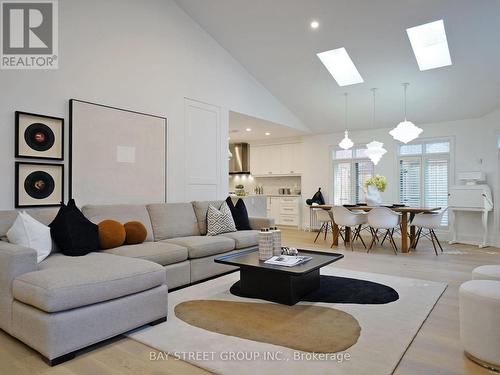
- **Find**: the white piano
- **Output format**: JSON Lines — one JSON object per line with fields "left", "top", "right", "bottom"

{"left": 449, "top": 172, "right": 494, "bottom": 248}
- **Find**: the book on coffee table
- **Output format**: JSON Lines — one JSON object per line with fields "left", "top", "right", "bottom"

{"left": 264, "top": 255, "right": 313, "bottom": 267}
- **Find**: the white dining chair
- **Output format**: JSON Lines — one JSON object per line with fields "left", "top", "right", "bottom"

{"left": 313, "top": 209, "right": 334, "bottom": 243}
{"left": 331, "top": 206, "right": 368, "bottom": 251}
{"left": 367, "top": 207, "right": 401, "bottom": 254}
{"left": 410, "top": 207, "right": 448, "bottom": 255}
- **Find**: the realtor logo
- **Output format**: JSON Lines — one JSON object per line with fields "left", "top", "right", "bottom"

{"left": 1, "top": 0, "right": 58, "bottom": 69}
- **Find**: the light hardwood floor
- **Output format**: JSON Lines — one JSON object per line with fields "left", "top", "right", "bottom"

{"left": 1, "top": 228, "right": 499, "bottom": 375}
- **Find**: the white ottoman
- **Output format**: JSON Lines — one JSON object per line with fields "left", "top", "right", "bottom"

{"left": 472, "top": 265, "right": 500, "bottom": 281}
{"left": 459, "top": 280, "right": 500, "bottom": 371}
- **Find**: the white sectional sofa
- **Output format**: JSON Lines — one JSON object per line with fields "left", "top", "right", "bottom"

{"left": 0, "top": 200, "right": 272, "bottom": 365}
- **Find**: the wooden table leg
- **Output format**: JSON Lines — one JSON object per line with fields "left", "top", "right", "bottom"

{"left": 332, "top": 223, "right": 339, "bottom": 246}
{"left": 345, "top": 227, "right": 351, "bottom": 246}
{"left": 401, "top": 212, "right": 408, "bottom": 253}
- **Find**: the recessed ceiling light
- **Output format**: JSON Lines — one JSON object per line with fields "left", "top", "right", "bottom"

{"left": 245, "top": 128, "right": 252, "bottom": 132}
{"left": 316, "top": 47, "right": 364, "bottom": 86}
{"left": 310, "top": 20, "right": 319, "bottom": 29}
{"left": 265, "top": 132, "right": 271, "bottom": 136}
{"left": 406, "top": 19, "right": 452, "bottom": 71}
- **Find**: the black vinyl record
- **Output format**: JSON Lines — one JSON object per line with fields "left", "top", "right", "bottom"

{"left": 24, "top": 123, "right": 55, "bottom": 152}
{"left": 24, "top": 171, "right": 55, "bottom": 199}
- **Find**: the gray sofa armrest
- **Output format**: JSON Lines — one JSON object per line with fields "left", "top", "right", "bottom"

{"left": 248, "top": 217, "right": 275, "bottom": 230}
{"left": 0, "top": 241, "right": 37, "bottom": 334}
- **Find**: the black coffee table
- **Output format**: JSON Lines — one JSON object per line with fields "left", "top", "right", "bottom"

{"left": 215, "top": 249, "right": 344, "bottom": 305}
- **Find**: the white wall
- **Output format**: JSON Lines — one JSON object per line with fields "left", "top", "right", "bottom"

{"left": 0, "top": 0, "right": 306, "bottom": 209}
{"left": 300, "top": 107, "right": 500, "bottom": 246}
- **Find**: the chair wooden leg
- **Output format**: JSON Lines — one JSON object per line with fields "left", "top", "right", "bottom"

{"left": 410, "top": 227, "right": 419, "bottom": 248}
{"left": 331, "top": 225, "right": 339, "bottom": 248}
{"left": 356, "top": 225, "right": 367, "bottom": 249}
{"left": 381, "top": 230, "right": 389, "bottom": 246}
{"left": 388, "top": 229, "right": 398, "bottom": 255}
{"left": 349, "top": 227, "right": 354, "bottom": 251}
{"left": 314, "top": 223, "right": 324, "bottom": 243}
{"left": 431, "top": 229, "right": 443, "bottom": 252}
{"left": 368, "top": 228, "right": 376, "bottom": 252}
{"left": 412, "top": 228, "right": 422, "bottom": 250}
{"left": 429, "top": 229, "right": 438, "bottom": 256}
{"left": 324, "top": 222, "right": 329, "bottom": 241}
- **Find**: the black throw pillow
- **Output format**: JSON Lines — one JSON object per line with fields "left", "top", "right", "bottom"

{"left": 225, "top": 197, "right": 252, "bottom": 230}
{"left": 49, "top": 199, "right": 99, "bottom": 256}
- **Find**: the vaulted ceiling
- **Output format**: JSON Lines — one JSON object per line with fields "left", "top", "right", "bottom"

{"left": 176, "top": 0, "right": 500, "bottom": 133}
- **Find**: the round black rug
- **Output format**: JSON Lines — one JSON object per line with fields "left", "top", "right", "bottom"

{"left": 230, "top": 275, "right": 399, "bottom": 304}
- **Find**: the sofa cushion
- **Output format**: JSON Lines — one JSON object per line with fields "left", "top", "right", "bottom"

{"left": 103, "top": 241, "right": 188, "bottom": 266}
{"left": 147, "top": 203, "right": 200, "bottom": 241}
{"left": 219, "top": 230, "right": 259, "bottom": 249}
{"left": 124, "top": 221, "right": 148, "bottom": 245}
{"left": 7, "top": 212, "right": 52, "bottom": 263}
{"left": 82, "top": 204, "right": 154, "bottom": 242}
{"left": 192, "top": 200, "right": 224, "bottom": 235}
{"left": 49, "top": 200, "right": 99, "bottom": 257}
{"left": 164, "top": 236, "right": 235, "bottom": 259}
{"left": 13, "top": 253, "right": 165, "bottom": 313}
{"left": 206, "top": 202, "right": 236, "bottom": 236}
{"left": 226, "top": 197, "right": 252, "bottom": 230}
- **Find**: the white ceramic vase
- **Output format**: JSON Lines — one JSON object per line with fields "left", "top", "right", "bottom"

{"left": 366, "top": 184, "right": 382, "bottom": 206}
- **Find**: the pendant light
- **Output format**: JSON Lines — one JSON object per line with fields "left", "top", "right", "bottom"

{"left": 366, "top": 88, "right": 387, "bottom": 165}
{"left": 389, "top": 83, "right": 422, "bottom": 143}
{"left": 339, "top": 92, "right": 354, "bottom": 150}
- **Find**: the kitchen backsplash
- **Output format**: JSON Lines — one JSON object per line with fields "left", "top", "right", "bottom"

{"left": 229, "top": 175, "right": 301, "bottom": 195}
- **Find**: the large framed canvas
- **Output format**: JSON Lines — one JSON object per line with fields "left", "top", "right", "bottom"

{"left": 69, "top": 99, "right": 167, "bottom": 205}
{"left": 15, "top": 162, "right": 64, "bottom": 208}
{"left": 15, "top": 111, "right": 64, "bottom": 160}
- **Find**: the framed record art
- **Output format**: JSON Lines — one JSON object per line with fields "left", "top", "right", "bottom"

{"left": 15, "top": 162, "right": 64, "bottom": 208}
{"left": 15, "top": 111, "right": 64, "bottom": 160}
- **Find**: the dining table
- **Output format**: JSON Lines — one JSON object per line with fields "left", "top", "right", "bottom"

{"left": 310, "top": 205, "right": 441, "bottom": 253}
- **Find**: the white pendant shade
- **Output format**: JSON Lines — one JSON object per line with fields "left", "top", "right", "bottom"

{"left": 366, "top": 140, "right": 387, "bottom": 165}
{"left": 339, "top": 130, "right": 354, "bottom": 150}
{"left": 389, "top": 120, "right": 423, "bottom": 144}
{"left": 390, "top": 83, "right": 422, "bottom": 144}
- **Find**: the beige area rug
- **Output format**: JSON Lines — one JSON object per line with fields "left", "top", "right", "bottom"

{"left": 127, "top": 267, "right": 447, "bottom": 375}
{"left": 175, "top": 300, "right": 361, "bottom": 353}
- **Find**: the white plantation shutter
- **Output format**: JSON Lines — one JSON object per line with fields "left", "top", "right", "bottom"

{"left": 334, "top": 162, "right": 352, "bottom": 205}
{"left": 398, "top": 139, "right": 451, "bottom": 227}
{"left": 424, "top": 158, "right": 449, "bottom": 225}
{"left": 355, "top": 160, "right": 374, "bottom": 203}
{"left": 399, "top": 158, "right": 421, "bottom": 207}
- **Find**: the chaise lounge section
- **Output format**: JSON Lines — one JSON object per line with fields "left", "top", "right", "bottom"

{"left": 0, "top": 200, "right": 273, "bottom": 365}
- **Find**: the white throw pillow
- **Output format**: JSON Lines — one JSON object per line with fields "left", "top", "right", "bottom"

{"left": 6, "top": 211, "right": 52, "bottom": 263}
{"left": 206, "top": 202, "right": 237, "bottom": 236}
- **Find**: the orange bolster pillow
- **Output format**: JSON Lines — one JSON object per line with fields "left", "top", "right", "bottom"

{"left": 98, "top": 220, "right": 126, "bottom": 249}
{"left": 124, "top": 221, "right": 147, "bottom": 245}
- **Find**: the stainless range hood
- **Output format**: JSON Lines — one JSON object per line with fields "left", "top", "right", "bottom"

{"left": 229, "top": 143, "right": 250, "bottom": 174}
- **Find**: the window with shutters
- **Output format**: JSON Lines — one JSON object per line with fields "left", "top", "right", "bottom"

{"left": 333, "top": 147, "right": 374, "bottom": 205}
{"left": 398, "top": 139, "right": 450, "bottom": 226}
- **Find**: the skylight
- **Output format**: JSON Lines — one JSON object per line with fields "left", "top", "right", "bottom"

{"left": 316, "top": 48, "right": 364, "bottom": 86}
{"left": 406, "top": 19, "right": 452, "bottom": 71}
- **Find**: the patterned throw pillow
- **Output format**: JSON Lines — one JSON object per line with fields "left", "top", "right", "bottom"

{"left": 206, "top": 202, "right": 237, "bottom": 236}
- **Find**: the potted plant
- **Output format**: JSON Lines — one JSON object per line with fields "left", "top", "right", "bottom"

{"left": 364, "top": 175, "right": 387, "bottom": 206}
{"left": 235, "top": 184, "right": 245, "bottom": 196}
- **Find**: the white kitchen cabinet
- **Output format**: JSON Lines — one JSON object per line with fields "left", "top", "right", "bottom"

{"left": 250, "top": 143, "right": 302, "bottom": 177}
{"left": 266, "top": 196, "right": 301, "bottom": 228}
{"left": 267, "top": 197, "right": 281, "bottom": 221}
{"left": 279, "top": 143, "right": 303, "bottom": 175}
